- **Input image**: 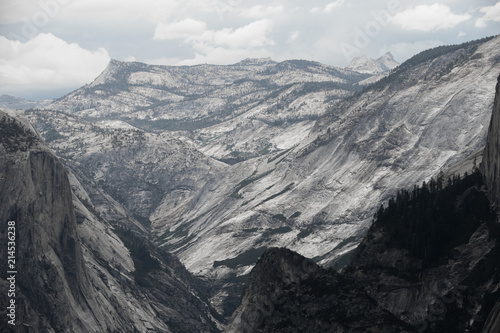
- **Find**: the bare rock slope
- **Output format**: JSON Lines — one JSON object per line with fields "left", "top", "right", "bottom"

{"left": 228, "top": 72, "right": 500, "bottom": 332}
{"left": 0, "top": 110, "right": 221, "bottom": 332}
{"left": 21, "top": 35, "right": 500, "bottom": 317}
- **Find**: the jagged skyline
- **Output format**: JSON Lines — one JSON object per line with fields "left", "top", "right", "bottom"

{"left": 0, "top": 0, "right": 499, "bottom": 100}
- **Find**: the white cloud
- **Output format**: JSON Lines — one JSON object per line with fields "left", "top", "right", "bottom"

{"left": 210, "top": 20, "right": 274, "bottom": 48}
{"left": 151, "top": 19, "right": 274, "bottom": 65}
{"left": 475, "top": 2, "right": 500, "bottom": 28}
{"left": 154, "top": 18, "right": 274, "bottom": 51}
{"left": 311, "top": 0, "right": 345, "bottom": 14}
{"left": 58, "top": 0, "right": 283, "bottom": 24}
{"left": 324, "top": 0, "right": 345, "bottom": 13}
{"left": 154, "top": 18, "right": 207, "bottom": 40}
{"left": 59, "top": 0, "right": 182, "bottom": 23}
{"left": 240, "top": 5, "right": 284, "bottom": 18}
{"left": 288, "top": 31, "right": 300, "bottom": 43}
{"left": 391, "top": 4, "right": 471, "bottom": 31}
{"left": 0, "top": 33, "right": 109, "bottom": 95}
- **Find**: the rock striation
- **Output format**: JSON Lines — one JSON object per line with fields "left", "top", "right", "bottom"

{"left": 0, "top": 110, "right": 221, "bottom": 332}
{"left": 18, "top": 37, "right": 500, "bottom": 317}
{"left": 228, "top": 52, "right": 500, "bottom": 333}
{"left": 229, "top": 139, "right": 500, "bottom": 332}
{"left": 480, "top": 74, "right": 500, "bottom": 332}
{"left": 482, "top": 74, "right": 500, "bottom": 208}
{"left": 0, "top": 111, "right": 97, "bottom": 332}
{"left": 8, "top": 35, "right": 500, "bottom": 322}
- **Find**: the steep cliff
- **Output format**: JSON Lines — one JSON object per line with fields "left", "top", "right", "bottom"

{"left": 154, "top": 35, "right": 500, "bottom": 279}
{"left": 480, "top": 74, "right": 500, "bottom": 332}
{"left": 345, "top": 171, "right": 500, "bottom": 332}
{"left": 23, "top": 36, "right": 500, "bottom": 316}
{"left": 228, "top": 69, "right": 500, "bottom": 332}
{"left": 482, "top": 74, "right": 500, "bottom": 208}
{"left": 30, "top": 36, "right": 500, "bottom": 284}
{"left": 0, "top": 111, "right": 221, "bottom": 332}
{"left": 0, "top": 111, "right": 103, "bottom": 332}
{"left": 229, "top": 161, "right": 500, "bottom": 332}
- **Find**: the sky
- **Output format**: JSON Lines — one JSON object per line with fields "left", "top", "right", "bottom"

{"left": 0, "top": 0, "right": 499, "bottom": 100}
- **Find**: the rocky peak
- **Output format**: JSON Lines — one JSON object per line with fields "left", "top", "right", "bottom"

{"left": 346, "top": 51, "right": 399, "bottom": 74}
{"left": 378, "top": 51, "right": 399, "bottom": 71}
{"left": 228, "top": 248, "right": 411, "bottom": 332}
{"left": 236, "top": 57, "right": 276, "bottom": 66}
{"left": 244, "top": 247, "right": 320, "bottom": 291}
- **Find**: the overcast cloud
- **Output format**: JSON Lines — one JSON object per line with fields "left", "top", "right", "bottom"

{"left": 391, "top": 4, "right": 472, "bottom": 31}
{"left": 0, "top": 0, "right": 499, "bottom": 100}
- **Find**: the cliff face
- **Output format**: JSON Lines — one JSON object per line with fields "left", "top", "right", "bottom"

{"left": 482, "top": 75, "right": 500, "bottom": 208}
{"left": 0, "top": 111, "right": 98, "bottom": 331}
{"left": 228, "top": 71, "right": 500, "bottom": 332}
{"left": 29, "top": 36, "right": 500, "bottom": 290}
{"left": 229, "top": 163, "right": 500, "bottom": 333}
{"left": 0, "top": 111, "right": 221, "bottom": 332}
{"left": 479, "top": 74, "right": 500, "bottom": 332}
{"left": 345, "top": 171, "right": 500, "bottom": 332}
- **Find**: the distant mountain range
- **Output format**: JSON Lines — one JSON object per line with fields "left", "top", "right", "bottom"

{"left": 1, "top": 35, "right": 500, "bottom": 332}
{"left": 0, "top": 94, "right": 52, "bottom": 110}
{"left": 346, "top": 52, "right": 400, "bottom": 74}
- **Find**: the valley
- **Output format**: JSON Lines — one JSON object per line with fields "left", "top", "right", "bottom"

{"left": 2, "top": 35, "right": 500, "bottom": 332}
{"left": 31, "top": 36, "right": 500, "bottom": 278}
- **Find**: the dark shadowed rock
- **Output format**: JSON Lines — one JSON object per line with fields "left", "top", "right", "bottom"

{"left": 228, "top": 248, "right": 412, "bottom": 332}
{"left": 482, "top": 74, "right": 500, "bottom": 208}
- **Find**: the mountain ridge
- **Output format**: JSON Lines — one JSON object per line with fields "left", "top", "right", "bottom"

{"left": 27, "top": 36, "right": 500, "bottom": 274}
{"left": 0, "top": 94, "right": 52, "bottom": 110}
{"left": 228, "top": 71, "right": 500, "bottom": 332}
{"left": 346, "top": 51, "right": 399, "bottom": 74}
{"left": 11, "top": 35, "right": 500, "bottom": 319}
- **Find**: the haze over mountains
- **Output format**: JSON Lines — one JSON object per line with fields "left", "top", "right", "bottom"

{"left": 0, "top": 95, "right": 52, "bottom": 110}
{"left": 1, "top": 35, "right": 500, "bottom": 332}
